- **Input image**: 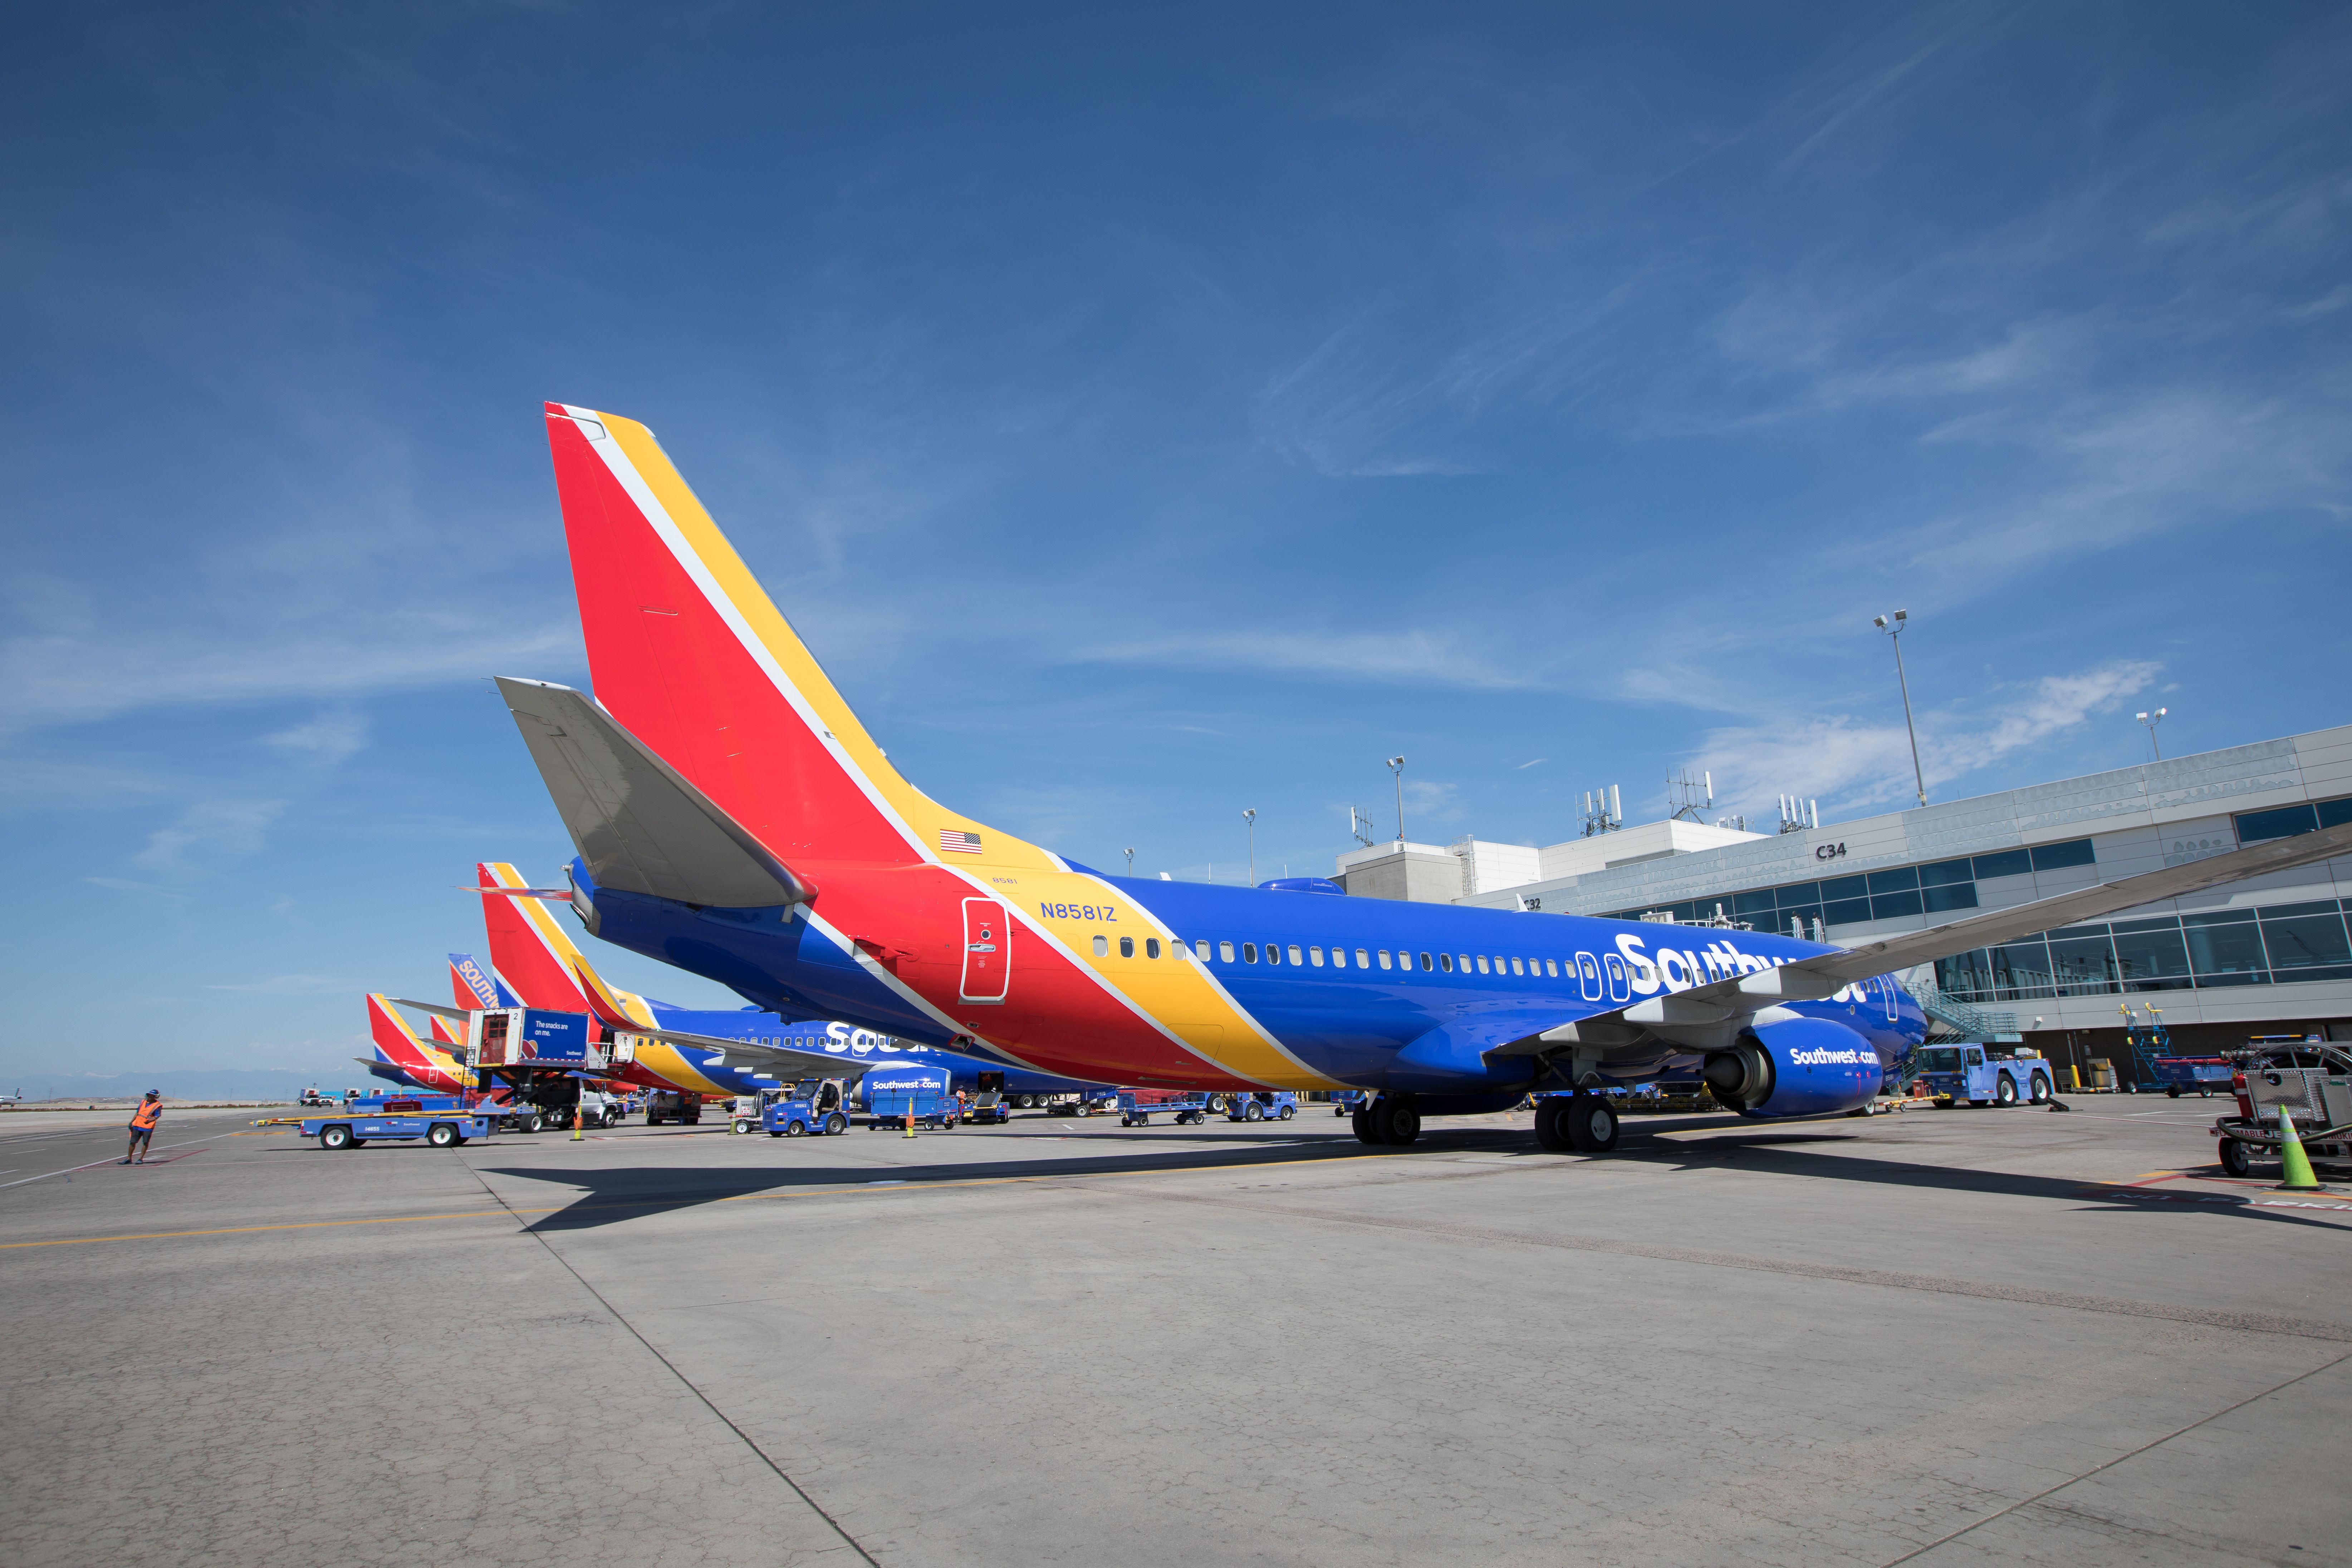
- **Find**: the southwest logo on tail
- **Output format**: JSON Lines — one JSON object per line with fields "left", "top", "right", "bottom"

{"left": 449, "top": 951, "right": 510, "bottom": 1010}
{"left": 500, "top": 404, "right": 2352, "bottom": 1149}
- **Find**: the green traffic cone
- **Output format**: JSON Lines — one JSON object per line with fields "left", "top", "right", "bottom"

{"left": 2276, "top": 1103, "right": 2321, "bottom": 1191}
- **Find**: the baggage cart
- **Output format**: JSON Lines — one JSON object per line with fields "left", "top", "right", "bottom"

{"left": 1118, "top": 1088, "right": 1209, "bottom": 1126}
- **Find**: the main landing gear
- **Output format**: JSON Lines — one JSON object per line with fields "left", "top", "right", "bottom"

{"left": 1534, "top": 1094, "right": 1620, "bottom": 1155}
{"left": 1351, "top": 1095, "right": 1421, "bottom": 1146}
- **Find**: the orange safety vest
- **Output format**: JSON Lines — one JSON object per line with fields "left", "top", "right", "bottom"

{"left": 131, "top": 1100, "right": 162, "bottom": 1130}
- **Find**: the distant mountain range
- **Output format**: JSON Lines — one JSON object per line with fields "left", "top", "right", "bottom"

{"left": 4, "top": 1069, "right": 347, "bottom": 1104}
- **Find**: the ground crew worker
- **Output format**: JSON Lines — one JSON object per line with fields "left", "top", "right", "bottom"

{"left": 123, "top": 1092, "right": 163, "bottom": 1165}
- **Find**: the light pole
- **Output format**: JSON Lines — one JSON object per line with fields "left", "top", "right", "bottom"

{"left": 1386, "top": 756, "right": 1406, "bottom": 845}
{"left": 1242, "top": 810, "right": 1256, "bottom": 886}
{"left": 2136, "top": 707, "right": 2167, "bottom": 761}
{"left": 1124, "top": 846, "right": 1135, "bottom": 875}
{"left": 1873, "top": 610, "right": 1927, "bottom": 808}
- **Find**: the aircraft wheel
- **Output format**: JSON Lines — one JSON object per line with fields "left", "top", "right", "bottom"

{"left": 427, "top": 1122, "right": 459, "bottom": 1148}
{"left": 2030, "top": 1074, "right": 2051, "bottom": 1104}
{"left": 320, "top": 1124, "right": 353, "bottom": 1151}
{"left": 1562, "top": 1094, "right": 1619, "bottom": 1154}
{"left": 1995, "top": 1075, "right": 2018, "bottom": 1107}
{"left": 1351, "top": 1108, "right": 1378, "bottom": 1146}
{"left": 2218, "top": 1137, "right": 2253, "bottom": 1178}
{"left": 825, "top": 1113, "right": 847, "bottom": 1135}
{"left": 1373, "top": 1098, "right": 1420, "bottom": 1146}
{"left": 1534, "top": 1098, "right": 1570, "bottom": 1153}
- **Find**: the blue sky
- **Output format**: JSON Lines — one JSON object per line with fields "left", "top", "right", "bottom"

{"left": 5, "top": 3, "right": 2348, "bottom": 1082}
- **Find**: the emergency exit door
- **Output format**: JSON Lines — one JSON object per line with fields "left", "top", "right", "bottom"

{"left": 960, "top": 898, "right": 1010, "bottom": 1003}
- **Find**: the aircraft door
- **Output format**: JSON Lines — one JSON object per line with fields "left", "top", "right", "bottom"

{"left": 1575, "top": 952, "right": 1603, "bottom": 1003}
{"left": 1880, "top": 975, "right": 1899, "bottom": 1022}
{"left": 960, "top": 899, "right": 1010, "bottom": 1003}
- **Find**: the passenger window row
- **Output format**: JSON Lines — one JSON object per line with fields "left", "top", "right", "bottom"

{"left": 1186, "top": 940, "right": 1572, "bottom": 979}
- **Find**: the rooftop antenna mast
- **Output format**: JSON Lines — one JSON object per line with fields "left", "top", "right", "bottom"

{"left": 1776, "top": 794, "right": 1820, "bottom": 835}
{"left": 1347, "top": 806, "right": 1381, "bottom": 849}
{"left": 1666, "top": 769, "right": 1714, "bottom": 824}
{"left": 1580, "top": 785, "right": 1622, "bottom": 838}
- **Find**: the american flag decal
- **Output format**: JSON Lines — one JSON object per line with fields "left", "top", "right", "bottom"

{"left": 939, "top": 829, "right": 984, "bottom": 856}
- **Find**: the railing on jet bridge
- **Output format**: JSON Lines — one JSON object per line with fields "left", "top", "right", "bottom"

{"left": 1909, "top": 980, "right": 2019, "bottom": 1043}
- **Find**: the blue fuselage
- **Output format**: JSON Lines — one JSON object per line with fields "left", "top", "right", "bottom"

{"left": 578, "top": 860, "right": 1926, "bottom": 1099}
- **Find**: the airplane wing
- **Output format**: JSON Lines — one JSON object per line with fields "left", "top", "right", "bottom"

{"left": 1494, "top": 819, "right": 2352, "bottom": 1060}
{"left": 389, "top": 997, "right": 471, "bottom": 1021}
{"left": 495, "top": 677, "right": 818, "bottom": 910}
{"left": 634, "top": 1028, "right": 872, "bottom": 1082}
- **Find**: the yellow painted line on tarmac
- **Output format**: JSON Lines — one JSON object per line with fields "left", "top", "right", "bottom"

{"left": 0, "top": 1147, "right": 1422, "bottom": 1251}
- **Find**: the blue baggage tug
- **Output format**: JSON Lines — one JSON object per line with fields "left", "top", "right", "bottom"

{"left": 761, "top": 1081, "right": 853, "bottom": 1137}
{"left": 299, "top": 1094, "right": 494, "bottom": 1150}
{"left": 1223, "top": 1091, "right": 1299, "bottom": 1123}
{"left": 1912, "top": 1045, "right": 2056, "bottom": 1107}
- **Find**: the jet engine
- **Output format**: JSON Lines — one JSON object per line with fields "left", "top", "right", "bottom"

{"left": 1701, "top": 1015, "right": 1884, "bottom": 1119}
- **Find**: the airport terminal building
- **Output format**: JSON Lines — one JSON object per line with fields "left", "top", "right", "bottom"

{"left": 1334, "top": 725, "right": 2352, "bottom": 1081}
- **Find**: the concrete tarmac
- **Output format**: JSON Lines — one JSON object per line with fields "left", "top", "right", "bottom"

{"left": 4, "top": 1099, "right": 2346, "bottom": 1567}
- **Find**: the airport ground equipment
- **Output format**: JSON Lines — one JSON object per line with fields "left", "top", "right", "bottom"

{"left": 2212, "top": 1044, "right": 2352, "bottom": 1177}
{"left": 1118, "top": 1088, "right": 1211, "bottom": 1126}
{"left": 1330, "top": 1089, "right": 1368, "bottom": 1118}
{"left": 763, "top": 1080, "right": 852, "bottom": 1137}
{"left": 1224, "top": 1091, "right": 1298, "bottom": 1122}
{"left": 1913, "top": 1044, "right": 2054, "bottom": 1106}
{"left": 2151, "top": 1057, "right": 2236, "bottom": 1098}
{"left": 644, "top": 1088, "right": 704, "bottom": 1126}
{"left": 869, "top": 1083, "right": 959, "bottom": 1131}
{"left": 300, "top": 1095, "right": 492, "bottom": 1150}
{"left": 961, "top": 1089, "right": 1010, "bottom": 1124}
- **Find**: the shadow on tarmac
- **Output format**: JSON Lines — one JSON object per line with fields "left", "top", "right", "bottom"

{"left": 474, "top": 1114, "right": 2341, "bottom": 1235}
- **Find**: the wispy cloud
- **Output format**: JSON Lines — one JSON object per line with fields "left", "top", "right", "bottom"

{"left": 1080, "top": 629, "right": 1546, "bottom": 692}
{"left": 201, "top": 975, "right": 357, "bottom": 995}
{"left": 132, "top": 798, "right": 287, "bottom": 872}
{"left": 1690, "top": 660, "right": 2161, "bottom": 815}
{"left": 0, "top": 617, "right": 571, "bottom": 736}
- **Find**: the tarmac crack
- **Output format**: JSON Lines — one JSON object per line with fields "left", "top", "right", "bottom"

{"left": 1093, "top": 1184, "right": 2352, "bottom": 1343}
{"left": 1875, "top": 1351, "right": 2352, "bottom": 1566}
{"left": 454, "top": 1155, "right": 882, "bottom": 1566}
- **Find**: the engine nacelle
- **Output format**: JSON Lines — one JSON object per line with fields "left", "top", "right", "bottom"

{"left": 1702, "top": 1016, "right": 1883, "bottom": 1119}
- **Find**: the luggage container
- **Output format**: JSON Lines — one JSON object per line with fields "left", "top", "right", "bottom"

{"left": 868, "top": 1083, "right": 958, "bottom": 1131}
{"left": 2150, "top": 1057, "right": 2235, "bottom": 1098}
